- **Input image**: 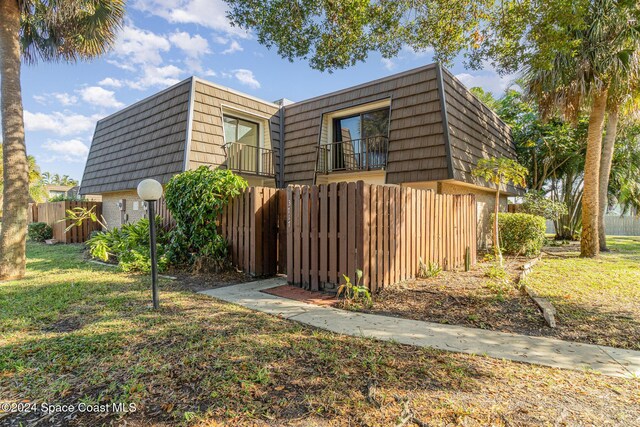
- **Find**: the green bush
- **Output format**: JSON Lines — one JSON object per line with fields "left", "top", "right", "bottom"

{"left": 86, "top": 217, "right": 169, "bottom": 272}
{"left": 493, "top": 213, "right": 546, "bottom": 256}
{"left": 521, "top": 191, "right": 567, "bottom": 220}
{"left": 28, "top": 222, "right": 53, "bottom": 242}
{"left": 164, "top": 167, "right": 247, "bottom": 265}
{"left": 49, "top": 194, "right": 85, "bottom": 202}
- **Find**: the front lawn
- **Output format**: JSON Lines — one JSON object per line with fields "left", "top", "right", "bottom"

{"left": 0, "top": 243, "right": 638, "bottom": 426}
{"left": 525, "top": 236, "right": 640, "bottom": 350}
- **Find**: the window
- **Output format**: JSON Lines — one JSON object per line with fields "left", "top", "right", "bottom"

{"left": 223, "top": 114, "right": 270, "bottom": 175}
{"left": 223, "top": 115, "right": 259, "bottom": 147}
{"left": 329, "top": 107, "right": 390, "bottom": 171}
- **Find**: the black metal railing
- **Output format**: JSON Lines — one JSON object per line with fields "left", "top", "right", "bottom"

{"left": 316, "top": 136, "right": 389, "bottom": 174}
{"left": 224, "top": 143, "right": 276, "bottom": 177}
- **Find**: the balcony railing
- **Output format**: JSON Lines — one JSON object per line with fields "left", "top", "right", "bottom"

{"left": 316, "top": 136, "right": 389, "bottom": 174}
{"left": 224, "top": 143, "right": 276, "bottom": 177}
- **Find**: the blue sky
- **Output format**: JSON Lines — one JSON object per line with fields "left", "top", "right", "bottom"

{"left": 20, "top": 0, "right": 516, "bottom": 182}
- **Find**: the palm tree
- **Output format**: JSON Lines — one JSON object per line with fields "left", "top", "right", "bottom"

{"left": 598, "top": 74, "right": 640, "bottom": 251}
{"left": 0, "top": 1, "right": 124, "bottom": 280}
{"left": 525, "top": 0, "right": 640, "bottom": 257}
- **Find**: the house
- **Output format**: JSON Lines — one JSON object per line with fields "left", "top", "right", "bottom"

{"left": 80, "top": 63, "right": 522, "bottom": 245}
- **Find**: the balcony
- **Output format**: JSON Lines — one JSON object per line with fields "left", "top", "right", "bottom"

{"left": 316, "top": 136, "right": 389, "bottom": 174}
{"left": 224, "top": 143, "right": 276, "bottom": 177}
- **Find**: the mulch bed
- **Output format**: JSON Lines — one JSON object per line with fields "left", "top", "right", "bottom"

{"left": 164, "top": 268, "right": 250, "bottom": 292}
{"left": 354, "top": 256, "right": 555, "bottom": 337}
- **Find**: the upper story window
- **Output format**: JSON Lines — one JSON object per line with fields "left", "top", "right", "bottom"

{"left": 223, "top": 114, "right": 275, "bottom": 177}
{"left": 223, "top": 115, "right": 259, "bottom": 147}
{"left": 318, "top": 106, "right": 390, "bottom": 173}
{"left": 333, "top": 108, "right": 390, "bottom": 143}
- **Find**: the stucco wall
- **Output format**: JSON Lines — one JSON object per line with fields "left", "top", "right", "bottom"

{"left": 101, "top": 190, "right": 148, "bottom": 230}
{"left": 438, "top": 181, "right": 507, "bottom": 249}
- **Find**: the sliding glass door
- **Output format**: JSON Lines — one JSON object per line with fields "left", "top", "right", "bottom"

{"left": 224, "top": 115, "right": 260, "bottom": 173}
{"left": 331, "top": 108, "right": 390, "bottom": 171}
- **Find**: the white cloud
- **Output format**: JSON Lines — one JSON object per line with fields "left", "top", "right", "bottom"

{"left": 98, "top": 77, "right": 124, "bottom": 88}
{"left": 24, "top": 111, "right": 102, "bottom": 136}
{"left": 222, "top": 40, "right": 243, "bottom": 55}
{"left": 455, "top": 71, "right": 516, "bottom": 97}
{"left": 78, "top": 86, "right": 124, "bottom": 108}
{"left": 132, "top": 0, "right": 250, "bottom": 38}
{"left": 381, "top": 58, "right": 396, "bottom": 71}
{"left": 33, "top": 92, "right": 78, "bottom": 106}
{"left": 232, "top": 69, "right": 260, "bottom": 89}
{"left": 113, "top": 25, "right": 171, "bottom": 66}
{"left": 169, "top": 31, "right": 210, "bottom": 58}
{"left": 126, "top": 65, "right": 184, "bottom": 90}
{"left": 42, "top": 139, "right": 90, "bottom": 162}
{"left": 401, "top": 45, "right": 434, "bottom": 59}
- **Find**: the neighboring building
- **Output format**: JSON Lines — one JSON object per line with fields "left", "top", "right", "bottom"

{"left": 45, "top": 184, "right": 76, "bottom": 199}
{"left": 43, "top": 185, "right": 102, "bottom": 202}
{"left": 80, "top": 63, "right": 522, "bottom": 245}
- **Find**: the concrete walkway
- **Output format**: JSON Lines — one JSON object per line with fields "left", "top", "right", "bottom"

{"left": 201, "top": 278, "right": 640, "bottom": 379}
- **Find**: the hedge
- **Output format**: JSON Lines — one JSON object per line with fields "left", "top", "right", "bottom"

{"left": 28, "top": 222, "right": 53, "bottom": 242}
{"left": 493, "top": 213, "right": 546, "bottom": 256}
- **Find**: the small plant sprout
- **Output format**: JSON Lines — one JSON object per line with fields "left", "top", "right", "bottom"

{"left": 337, "top": 269, "right": 372, "bottom": 309}
{"left": 417, "top": 257, "right": 442, "bottom": 278}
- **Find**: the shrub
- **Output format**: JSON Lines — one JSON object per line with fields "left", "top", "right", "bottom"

{"left": 86, "top": 217, "right": 169, "bottom": 272}
{"left": 521, "top": 191, "right": 568, "bottom": 220}
{"left": 28, "top": 222, "right": 53, "bottom": 242}
{"left": 164, "top": 167, "right": 247, "bottom": 265}
{"left": 493, "top": 213, "right": 546, "bottom": 256}
{"left": 49, "top": 194, "right": 85, "bottom": 202}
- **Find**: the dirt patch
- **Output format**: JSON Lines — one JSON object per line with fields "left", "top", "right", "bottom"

{"left": 164, "top": 267, "right": 251, "bottom": 292}
{"left": 357, "top": 256, "right": 555, "bottom": 336}
{"left": 41, "top": 316, "right": 86, "bottom": 333}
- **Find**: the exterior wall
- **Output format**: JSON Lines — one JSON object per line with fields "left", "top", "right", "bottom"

{"left": 188, "top": 79, "right": 282, "bottom": 185}
{"left": 440, "top": 69, "right": 520, "bottom": 194}
{"left": 81, "top": 80, "right": 191, "bottom": 195}
{"left": 101, "top": 190, "right": 148, "bottom": 230}
{"left": 282, "top": 64, "right": 449, "bottom": 186}
{"left": 438, "top": 181, "right": 507, "bottom": 249}
{"left": 315, "top": 170, "right": 388, "bottom": 186}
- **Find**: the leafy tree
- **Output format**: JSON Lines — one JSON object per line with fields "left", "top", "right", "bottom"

{"left": 521, "top": 191, "right": 568, "bottom": 221}
{"left": 164, "top": 167, "right": 248, "bottom": 266}
{"left": 472, "top": 157, "right": 528, "bottom": 265}
{"left": 477, "top": 0, "right": 640, "bottom": 257}
{"left": 224, "top": 0, "right": 493, "bottom": 71}
{"left": 0, "top": 0, "right": 124, "bottom": 280}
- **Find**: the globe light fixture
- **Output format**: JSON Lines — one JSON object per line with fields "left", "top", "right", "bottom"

{"left": 137, "top": 178, "right": 163, "bottom": 202}
{"left": 137, "top": 179, "right": 163, "bottom": 309}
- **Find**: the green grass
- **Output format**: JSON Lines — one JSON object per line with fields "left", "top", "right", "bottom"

{"left": 0, "top": 243, "right": 638, "bottom": 426}
{"left": 525, "top": 236, "right": 640, "bottom": 349}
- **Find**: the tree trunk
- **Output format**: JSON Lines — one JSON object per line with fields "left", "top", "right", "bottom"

{"left": 598, "top": 108, "right": 618, "bottom": 252}
{"left": 0, "top": 0, "right": 29, "bottom": 280}
{"left": 580, "top": 88, "right": 608, "bottom": 258}
{"left": 494, "top": 188, "right": 503, "bottom": 265}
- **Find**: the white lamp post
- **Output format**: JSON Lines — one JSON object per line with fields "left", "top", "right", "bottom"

{"left": 137, "top": 179, "right": 163, "bottom": 309}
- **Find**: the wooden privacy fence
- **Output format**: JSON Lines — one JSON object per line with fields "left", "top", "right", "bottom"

{"left": 287, "top": 182, "right": 477, "bottom": 292}
{"left": 30, "top": 201, "right": 103, "bottom": 243}
{"left": 219, "top": 187, "right": 286, "bottom": 276}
